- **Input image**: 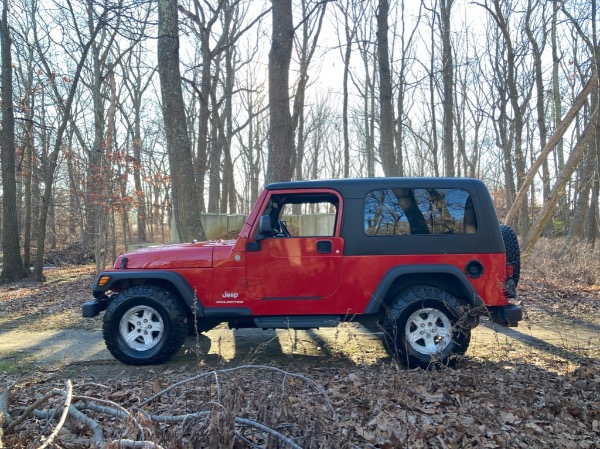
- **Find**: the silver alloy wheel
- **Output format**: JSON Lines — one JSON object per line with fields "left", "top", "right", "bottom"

{"left": 405, "top": 307, "right": 452, "bottom": 355}
{"left": 119, "top": 305, "right": 165, "bottom": 351}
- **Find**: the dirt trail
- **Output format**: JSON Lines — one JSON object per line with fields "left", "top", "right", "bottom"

{"left": 0, "top": 265, "right": 598, "bottom": 373}
{"left": 1, "top": 315, "right": 597, "bottom": 371}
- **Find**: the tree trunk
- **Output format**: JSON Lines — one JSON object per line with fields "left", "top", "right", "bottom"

{"left": 266, "top": 0, "right": 294, "bottom": 184}
{"left": 441, "top": 0, "right": 455, "bottom": 177}
{"left": 196, "top": 27, "right": 212, "bottom": 214}
{"left": 586, "top": 114, "right": 600, "bottom": 245}
{"left": 341, "top": 6, "right": 353, "bottom": 178}
{"left": 157, "top": 0, "right": 205, "bottom": 241}
{"left": 523, "top": 107, "right": 598, "bottom": 257}
{"left": 428, "top": 11, "right": 440, "bottom": 177}
{"left": 585, "top": 1, "right": 599, "bottom": 245}
{"left": 22, "top": 101, "right": 34, "bottom": 270}
{"left": 84, "top": 13, "right": 106, "bottom": 247}
{"left": 505, "top": 71, "right": 598, "bottom": 227}
{"left": 132, "top": 116, "right": 147, "bottom": 243}
{"left": 525, "top": 0, "right": 551, "bottom": 235}
{"left": 30, "top": 5, "right": 104, "bottom": 280}
{"left": 377, "top": 0, "right": 397, "bottom": 177}
{"left": 208, "top": 108, "right": 222, "bottom": 213}
{"left": 552, "top": 0, "right": 568, "bottom": 225}
{"left": 0, "top": 0, "right": 28, "bottom": 282}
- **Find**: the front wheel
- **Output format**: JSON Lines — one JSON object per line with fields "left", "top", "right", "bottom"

{"left": 103, "top": 286, "right": 189, "bottom": 365}
{"left": 382, "top": 287, "right": 471, "bottom": 368}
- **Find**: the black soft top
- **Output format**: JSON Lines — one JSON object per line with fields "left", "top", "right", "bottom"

{"left": 267, "top": 177, "right": 489, "bottom": 199}
{"left": 266, "top": 177, "right": 505, "bottom": 255}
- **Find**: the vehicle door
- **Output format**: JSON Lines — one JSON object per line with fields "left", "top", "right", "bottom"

{"left": 245, "top": 190, "right": 344, "bottom": 300}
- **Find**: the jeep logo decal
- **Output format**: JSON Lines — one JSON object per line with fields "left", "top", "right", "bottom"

{"left": 222, "top": 292, "right": 239, "bottom": 299}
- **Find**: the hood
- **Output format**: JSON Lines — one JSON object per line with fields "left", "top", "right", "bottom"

{"left": 114, "top": 240, "right": 235, "bottom": 270}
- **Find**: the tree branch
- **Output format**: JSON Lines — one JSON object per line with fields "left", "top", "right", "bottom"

{"left": 37, "top": 380, "right": 73, "bottom": 449}
{"left": 504, "top": 70, "right": 598, "bottom": 227}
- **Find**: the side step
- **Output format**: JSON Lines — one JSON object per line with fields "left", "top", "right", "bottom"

{"left": 254, "top": 316, "right": 341, "bottom": 330}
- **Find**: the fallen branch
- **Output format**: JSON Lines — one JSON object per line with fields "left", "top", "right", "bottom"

{"left": 71, "top": 394, "right": 144, "bottom": 440}
{"left": 6, "top": 388, "right": 62, "bottom": 432}
{"left": 234, "top": 417, "right": 303, "bottom": 449}
{"left": 111, "top": 439, "right": 165, "bottom": 449}
{"left": 522, "top": 104, "right": 598, "bottom": 256}
{"left": 4, "top": 367, "right": 333, "bottom": 448}
{"left": 0, "top": 379, "right": 19, "bottom": 435}
{"left": 505, "top": 70, "right": 598, "bottom": 228}
{"left": 66, "top": 404, "right": 106, "bottom": 447}
{"left": 37, "top": 380, "right": 73, "bottom": 449}
{"left": 137, "top": 364, "right": 337, "bottom": 420}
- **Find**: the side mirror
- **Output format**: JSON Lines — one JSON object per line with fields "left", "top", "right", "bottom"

{"left": 257, "top": 215, "right": 273, "bottom": 240}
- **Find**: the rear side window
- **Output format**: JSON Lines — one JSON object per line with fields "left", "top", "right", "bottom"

{"left": 364, "top": 188, "right": 477, "bottom": 236}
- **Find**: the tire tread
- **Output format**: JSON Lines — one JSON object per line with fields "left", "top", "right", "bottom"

{"left": 103, "top": 286, "right": 188, "bottom": 365}
{"left": 500, "top": 224, "right": 521, "bottom": 285}
{"left": 382, "top": 286, "right": 471, "bottom": 368}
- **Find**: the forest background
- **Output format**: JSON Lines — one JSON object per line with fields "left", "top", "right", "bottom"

{"left": 0, "top": 0, "right": 598, "bottom": 283}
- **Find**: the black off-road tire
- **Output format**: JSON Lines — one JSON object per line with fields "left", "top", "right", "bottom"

{"left": 500, "top": 224, "right": 521, "bottom": 285}
{"left": 103, "top": 286, "right": 189, "bottom": 365}
{"left": 382, "top": 286, "right": 471, "bottom": 368}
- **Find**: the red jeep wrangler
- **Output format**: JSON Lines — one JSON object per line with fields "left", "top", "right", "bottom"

{"left": 83, "top": 178, "right": 522, "bottom": 367}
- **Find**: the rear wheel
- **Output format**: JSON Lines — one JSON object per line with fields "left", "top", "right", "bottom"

{"left": 103, "top": 286, "right": 188, "bottom": 365}
{"left": 382, "top": 286, "right": 471, "bottom": 368}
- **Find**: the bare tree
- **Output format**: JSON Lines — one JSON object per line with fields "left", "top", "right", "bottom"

{"left": 266, "top": 0, "right": 294, "bottom": 183}
{"left": 393, "top": 2, "right": 421, "bottom": 178}
{"left": 524, "top": 0, "right": 550, "bottom": 202}
{"left": 352, "top": 12, "right": 377, "bottom": 177}
{"left": 440, "top": 0, "right": 455, "bottom": 177}
{"left": 560, "top": 0, "right": 600, "bottom": 244}
{"left": 477, "top": 0, "right": 533, "bottom": 231}
{"left": 28, "top": 0, "right": 112, "bottom": 279}
{"left": 12, "top": 0, "right": 39, "bottom": 270}
{"left": 335, "top": 0, "right": 364, "bottom": 178}
{"left": 505, "top": 71, "right": 598, "bottom": 229}
{"left": 377, "top": 0, "right": 397, "bottom": 177}
{"left": 157, "top": 0, "right": 205, "bottom": 242}
{"left": 0, "top": 0, "right": 28, "bottom": 282}
{"left": 291, "top": 0, "right": 327, "bottom": 185}
{"left": 120, "top": 41, "right": 154, "bottom": 243}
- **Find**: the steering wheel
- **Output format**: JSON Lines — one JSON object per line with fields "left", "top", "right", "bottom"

{"left": 277, "top": 219, "right": 291, "bottom": 237}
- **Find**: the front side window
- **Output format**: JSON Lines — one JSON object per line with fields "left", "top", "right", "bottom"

{"left": 364, "top": 188, "right": 477, "bottom": 236}
{"left": 262, "top": 193, "right": 339, "bottom": 237}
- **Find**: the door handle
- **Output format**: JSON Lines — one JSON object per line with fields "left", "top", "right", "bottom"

{"left": 316, "top": 240, "right": 332, "bottom": 254}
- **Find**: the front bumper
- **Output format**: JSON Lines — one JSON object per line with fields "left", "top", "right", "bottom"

{"left": 82, "top": 297, "right": 109, "bottom": 318}
{"left": 489, "top": 303, "right": 523, "bottom": 327}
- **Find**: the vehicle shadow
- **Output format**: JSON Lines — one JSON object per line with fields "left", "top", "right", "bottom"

{"left": 480, "top": 320, "right": 598, "bottom": 363}
{"left": 179, "top": 324, "right": 391, "bottom": 368}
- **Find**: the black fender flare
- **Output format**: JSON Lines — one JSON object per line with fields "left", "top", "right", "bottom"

{"left": 362, "top": 264, "right": 484, "bottom": 314}
{"left": 92, "top": 271, "right": 204, "bottom": 316}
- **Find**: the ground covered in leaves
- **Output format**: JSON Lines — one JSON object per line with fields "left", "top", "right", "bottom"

{"left": 1, "top": 238, "right": 599, "bottom": 448}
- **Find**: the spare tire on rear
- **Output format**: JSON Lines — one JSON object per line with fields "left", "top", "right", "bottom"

{"left": 500, "top": 224, "right": 520, "bottom": 286}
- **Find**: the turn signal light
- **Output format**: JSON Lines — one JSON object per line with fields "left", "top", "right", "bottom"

{"left": 98, "top": 276, "right": 110, "bottom": 287}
